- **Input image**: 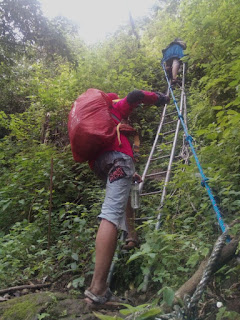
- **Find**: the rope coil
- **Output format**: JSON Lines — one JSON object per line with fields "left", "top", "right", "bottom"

{"left": 155, "top": 230, "right": 229, "bottom": 320}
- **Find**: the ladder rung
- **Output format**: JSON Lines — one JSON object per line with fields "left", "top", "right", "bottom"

{"left": 163, "top": 129, "right": 176, "bottom": 136}
{"left": 164, "top": 119, "right": 178, "bottom": 125}
{"left": 151, "top": 154, "right": 170, "bottom": 161}
{"left": 145, "top": 171, "right": 167, "bottom": 178}
{"left": 140, "top": 190, "right": 162, "bottom": 196}
{"left": 166, "top": 110, "right": 178, "bottom": 116}
{"left": 164, "top": 141, "right": 174, "bottom": 145}
{"left": 151, "top": 154, "right": 181, "bottom": 163}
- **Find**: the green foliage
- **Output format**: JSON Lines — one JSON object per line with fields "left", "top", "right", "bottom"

{"left": 216, "top": 307, "right": 240, "bottom": 320}
{"left": 1, "top": 298, "right": 38, "bottom": 319}
{"left": 128, "top": 226, "right": 212, "bottom": 291}
{"left": 94, "top": 313, "right": 123, "bottom": 320}
{"left": 0, "top": 199, "right": 98, "bottom": 287}
{"left": 37, "top": 313, "right": 50, "bottom": 320}
{"left": 0, "top": 0, "right": 240, "bottom": 319}
{"left": 159, "top": 287, "right": 175, "bottom": 307}
{"left": 94, "top": 303, "right": 162, "bottom": 320}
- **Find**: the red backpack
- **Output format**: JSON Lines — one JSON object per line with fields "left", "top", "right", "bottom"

{"left": 68, "top": 89, "right": 117, "bottom": 163}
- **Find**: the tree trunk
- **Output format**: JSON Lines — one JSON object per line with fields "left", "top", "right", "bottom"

{"left": 175, "top": 238, "right": 239, "bottom": 301}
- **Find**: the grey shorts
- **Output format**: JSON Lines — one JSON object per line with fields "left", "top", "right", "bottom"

{"left": 94, "top": 151, "right": 135, "bottom": 231}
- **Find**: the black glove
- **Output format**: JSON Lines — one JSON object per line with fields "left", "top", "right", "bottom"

{"left": 127, "top": 90, "right": 145, "bottom": 104}
{"left": 155, "top": 92, "right": 170, "bottom": 106}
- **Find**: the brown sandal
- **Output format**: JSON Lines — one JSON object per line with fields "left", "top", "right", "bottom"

{"left": 84, "top": 288, "right": 128, "bottom": 310}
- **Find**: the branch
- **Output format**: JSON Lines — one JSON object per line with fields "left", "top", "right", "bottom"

{"left": 0, "top": 283, "right": 51, "bottom": 295}
{"left": 175, "top": 237, "right": 239, "bottom": 301}
{"left": 48, "top": 157, "right": 54, "bottom": 248}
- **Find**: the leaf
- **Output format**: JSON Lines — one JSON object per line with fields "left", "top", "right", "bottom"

{"left": 70, "top": 262, "right": 77, "bottom": 270}
{"left": 71, "top": 253, "right": 79, "bottom": 261}
{"left": 127, "top": 251, "right": 144, "bottom": 263}
{"left": 37, "top": 313, "right": 50, "bottom": 320}
{"left": 93, "top": 312, "right": 123, "bottom": 320}
{"left": 1, "top": 201, "right": 12, "bottom": 212}
{"left": 72, "top": 276, "right": 84, "bottom": 288}
{"left": 137, "top": 307, "right": 162, "bottom": 319}
{"left": 216, "top": 110, "right": 225, "bottom": 118}
{"left": 120, "top": 304, "right": 149, "bottom": 315}
{"left": 162, "top": 287, "right": 175, "bottom": 307}
{"left": 227, "top": 110, "right": 239, "bottom": 115}
{"left": 195, "top": 129, "right": 208, "bottom": 136}
{"left": 186, "top": 253, "right": 200, "bottom": 267}
{"left": 212, "top": 106, "right": 223, "bottom": 110}
{"left": 232, "top": 200, "right": 240, "bottom": 207}
{"left": 201, "top": 247, "right": 210, "bottom": 257}
{"left": 216, "top": 307, "right": 227, "bottom": 320}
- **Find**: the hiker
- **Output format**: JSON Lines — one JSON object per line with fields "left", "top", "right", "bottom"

{"left": 162, "top": 38, "right": 186, "bottom": 85}
{"left": 84, "top": 89, "right": 170, "bottom": 308}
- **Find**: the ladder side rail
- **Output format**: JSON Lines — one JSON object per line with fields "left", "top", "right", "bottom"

{"left": 142, "top": 66, "right": 186, "bottom": 292}
{"left": 181, "top": 76, "right": 190, "bottom": 164}
{"left": 162, "top": 63, "right": 227, "bottom": 234}
{"left": 183, "top": 89, "right": 187, "bottom": 127}
{"left": 107, "top": 231, "right": 125, "bottom": 284}
{"left": 160, "top": 63, "right": 186, "bottom": 203}
{"left": 139, "top": 90, "right": 169, "bottom": 193}
{"left": 155, "top": 64, "right": 186, "bottom": 229}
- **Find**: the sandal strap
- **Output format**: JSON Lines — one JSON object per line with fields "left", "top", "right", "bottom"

{"left": 84, "top": 288, "right": 112, "bottom": 304}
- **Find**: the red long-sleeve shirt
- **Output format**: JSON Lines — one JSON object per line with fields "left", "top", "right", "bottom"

{"left": 89, "top": 91, "right": 159, "bottom": 169}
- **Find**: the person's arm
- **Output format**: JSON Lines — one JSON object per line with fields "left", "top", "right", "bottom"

{"left": 112, "top": 90, "right": 169, "bottom": 119}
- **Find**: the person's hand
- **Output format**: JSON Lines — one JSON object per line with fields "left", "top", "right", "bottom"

{"left": 155, "top": 92, "right": 170, "bottom": 106}
{"left": 132, "top": 172, "right": 142, "bottom": 183}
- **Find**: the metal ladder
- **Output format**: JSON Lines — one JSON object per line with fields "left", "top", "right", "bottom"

{"left": 139, "top": 63, "right": 188, "bottom": 291}
{"left": 107, "top": 63, "right": 188, "bottom": 287}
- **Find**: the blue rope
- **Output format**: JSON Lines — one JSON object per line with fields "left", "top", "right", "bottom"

{"left": 161, "top": 63, "right": 228, "bottom": 235}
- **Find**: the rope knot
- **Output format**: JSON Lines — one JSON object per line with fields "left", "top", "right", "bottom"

{"left": 201, "top": 177, "right": 209, "bottom": 187}
{"left": 185, "top": 135, "right": 193, "bottom": 143}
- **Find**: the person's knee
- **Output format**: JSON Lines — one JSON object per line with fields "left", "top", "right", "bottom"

{"left": 172, "top": 58, "right": 180, "bottom": 68}
{"left": 100, "top": 218, "right": 118, "bottom": 230}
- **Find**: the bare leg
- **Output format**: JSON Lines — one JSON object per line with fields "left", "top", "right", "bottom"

{"left": 165, "top": 61, "right": 172, "bottom": 79}
{"left": 172, "top": 58, "right": 181, "bottom": 80}
{"left": 86, "top": 218, "right": 118, "bottom": 298}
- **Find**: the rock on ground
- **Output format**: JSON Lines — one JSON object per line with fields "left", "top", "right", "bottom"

{"left": 0, "top": 291, "right": 121, "bottom": 320}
